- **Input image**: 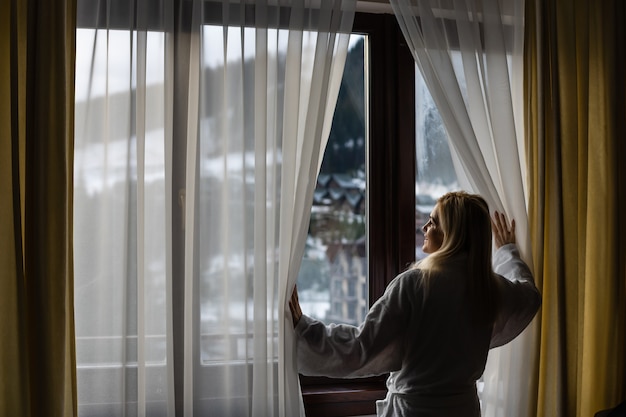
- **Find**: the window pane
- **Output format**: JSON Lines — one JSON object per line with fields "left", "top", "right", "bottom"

{"left": 198, "top": 24, "right": 257, "bottom": 365}
{"left": 73, "top": 28, "right": 169, "bottom": 413}
{"left": 297, "top": 35, "right": 367, "bottom": 326}
{"left": 414, "top": 64, "right": 458, "bottom": 260}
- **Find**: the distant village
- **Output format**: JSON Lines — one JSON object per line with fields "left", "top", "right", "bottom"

{"left": 304, "top": 172, "right": 437, "bottom": 325}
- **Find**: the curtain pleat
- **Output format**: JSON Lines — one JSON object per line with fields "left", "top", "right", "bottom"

{"left": 1, "top": 2, "right": 27, "bottom": 415}
{"left": 525, "top": 0, "right": 626, "bottom": 415}
{"left": 0, "top": 0, "right": 78, "bottom": 416}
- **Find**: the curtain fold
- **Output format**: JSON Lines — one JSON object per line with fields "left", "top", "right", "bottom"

{"left": 525, "top": 0, "right": 626, "bottom": 416}
{"left": 0, "top": 0, "right": 78, "bottom": 416}
{"left": 389, "top": 1, "right": 539, "bottom": 416}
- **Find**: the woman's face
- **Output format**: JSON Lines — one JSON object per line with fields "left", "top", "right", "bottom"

{"left": 422, "top": 204, "right": 444, "bottom": 254}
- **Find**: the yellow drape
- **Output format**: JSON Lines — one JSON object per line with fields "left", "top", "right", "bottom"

{"left": 525, "top": 0, "right": 626, "bottom": 416}
{"left": 0, "top": 0, "right": 77, "bottom": 416}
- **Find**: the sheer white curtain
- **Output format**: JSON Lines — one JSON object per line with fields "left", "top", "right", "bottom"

{"left": 389, "top": 0, "right": 538, "bottom": 416}
{"left": 184, "top": 1, "right": 354, "bottom": 416}
{"left": 73, "top": 0, "right": 354, "bottom": 416}
{"left": 74, "top": 21, "right": 175, "bottom": 417}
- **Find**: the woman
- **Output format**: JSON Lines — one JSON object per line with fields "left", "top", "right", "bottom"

{"left": 289, "top": 191, "right": 541, "bottom": 416}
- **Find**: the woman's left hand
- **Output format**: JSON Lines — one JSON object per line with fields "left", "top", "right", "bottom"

{"left": 289, "top": 285, "right": 302, "bottom": 327}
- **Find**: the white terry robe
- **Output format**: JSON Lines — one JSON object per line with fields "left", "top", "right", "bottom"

{"left": 294, "top": 243, "right": 541, "bottom": 417}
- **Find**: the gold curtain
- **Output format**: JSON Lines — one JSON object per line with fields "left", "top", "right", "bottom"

{"left": 0, "top": 0, "right": 77, "bottom": 416}
{"left": 525, "top": 0, "right": 626, "bottom": 416}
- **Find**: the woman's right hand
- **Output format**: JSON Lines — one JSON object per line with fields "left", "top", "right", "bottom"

{"left": 289, "top": 285, "right": 302, "bottom": 327}
{"left": 492, "top": 211, "right": 516, "bottom": 248}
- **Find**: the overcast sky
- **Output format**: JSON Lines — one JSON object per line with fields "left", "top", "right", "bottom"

{"left": 75, "top": 28, "right": 362, "bottom": 101}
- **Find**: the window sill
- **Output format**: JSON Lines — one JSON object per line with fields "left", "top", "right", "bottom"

{"left": 300, "top": 376, "right": 387, "bottom": 417}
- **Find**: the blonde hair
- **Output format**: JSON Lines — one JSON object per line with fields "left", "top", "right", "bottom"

{"left": 415, "top": 191, "right": 497, "bottom": 323}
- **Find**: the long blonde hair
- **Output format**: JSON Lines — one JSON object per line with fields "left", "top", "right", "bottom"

{"left": 415, "top": 191, "right": 497, "bottom": 323}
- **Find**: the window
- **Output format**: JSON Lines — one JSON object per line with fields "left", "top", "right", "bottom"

{"left": 298, "top": 13, "right": 420, "bottom": 416}
{"left": 74, "top": 28, "right": 170, "bottom": 415}
{"left": 298, "top": 13, "right": 458, "bottom": 417}
{"left": 73, "top": 6, "right": 458, "bottom": 417}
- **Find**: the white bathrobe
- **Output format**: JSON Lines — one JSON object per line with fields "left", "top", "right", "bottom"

{"left": 294, "top": 243, "right": 541, "bottom": 417}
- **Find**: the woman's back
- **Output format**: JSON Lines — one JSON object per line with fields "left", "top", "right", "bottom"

{"left": 396, "top": 258, "right": 493, "bottom": 393}
{"left": 376, "top": 245, "right": 540, "bottom": 416}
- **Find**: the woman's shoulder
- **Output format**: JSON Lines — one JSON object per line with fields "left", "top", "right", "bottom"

{"left": 383, "top": 268, "right": 429, "bottom": 296}
{"left": 394, "top": 263, "right": 456, "bottom": 290}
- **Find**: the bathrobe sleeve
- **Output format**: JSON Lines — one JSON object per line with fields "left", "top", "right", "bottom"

{"left": 490, "top": 243, "right": 542, "bottom": 348}
{"left": 294, "top": 270, "right": 420, "bottom": 378}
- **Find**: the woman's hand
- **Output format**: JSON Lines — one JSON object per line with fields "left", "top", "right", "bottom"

{"left": 492, "top": 211, "right": 516, "bottom": 248}
{"left": 289, "top": 285, "right": 303, "bottom": 327}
